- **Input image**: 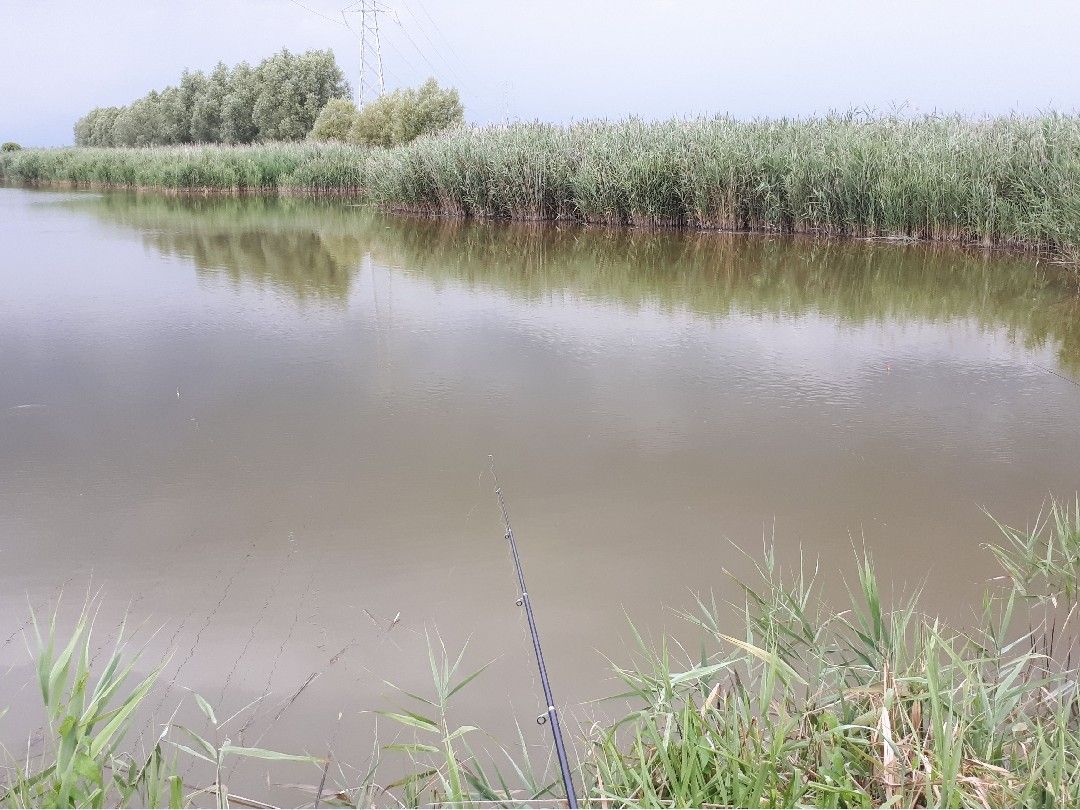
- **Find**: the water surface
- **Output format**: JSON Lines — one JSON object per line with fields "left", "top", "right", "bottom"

{"left": 1, "top": 188, "right": 1078, "bottom": 800}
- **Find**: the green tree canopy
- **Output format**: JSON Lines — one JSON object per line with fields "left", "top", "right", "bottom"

{"left": 73, "top": 49, "right": 350, "bottom": 147}
{"left": 190, "top": 62, "right": 231, "bottom": 143}
{"left": 221, "top": 62, "right": 260, "bottom": 145}
{"left": 309, "top": 98, "right": 359, "bottom": 142}
{"left": 308, "top": 78, "right": 464, "bottom": 147}
{"left": 251, "top": 50, "right": 349, "bottom": 141}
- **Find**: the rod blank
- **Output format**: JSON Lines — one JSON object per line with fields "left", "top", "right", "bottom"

{"left": 491, "top": 458, "right": 579, "bottom": 809}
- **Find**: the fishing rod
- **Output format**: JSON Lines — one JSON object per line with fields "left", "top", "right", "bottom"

{"left": 490, "top": 457, "right": 579, "bottom": 809}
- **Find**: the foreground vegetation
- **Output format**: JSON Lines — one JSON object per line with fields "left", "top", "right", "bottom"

{"left": 4, "top": 113, "right": 1080, "bottom": 260}
{"left": 3, "top": 498, "right": 1080, "bottom": 807}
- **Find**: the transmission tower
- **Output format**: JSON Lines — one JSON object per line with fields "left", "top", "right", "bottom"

{"left": 343, "top": 1, "right": 395, "bottom": 105}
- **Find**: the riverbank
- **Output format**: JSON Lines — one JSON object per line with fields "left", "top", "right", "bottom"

{"left": 4, "top": 499, "right": 1080, "bottom": 808}
{"left": 4, "top": 114, "right": 1080, "bottom": 261}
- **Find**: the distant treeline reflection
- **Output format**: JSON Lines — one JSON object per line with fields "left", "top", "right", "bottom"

{"left": 75, "top": 193, "right": 1080, "bottom": 371}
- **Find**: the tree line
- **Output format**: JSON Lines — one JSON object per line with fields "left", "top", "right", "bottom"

{"left": 74, "top": 49, "right": 350, "bottom": 147}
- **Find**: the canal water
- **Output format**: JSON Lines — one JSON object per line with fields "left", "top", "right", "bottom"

{"left": 1, "top": 188, "right": 1077, "bottom": 802}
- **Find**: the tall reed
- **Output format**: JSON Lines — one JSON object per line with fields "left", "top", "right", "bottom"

{"left": 3, "top": 113, "right": 1080, "bottom": 258}
{"left": 591, "top": 498, "right": 1080, "bottom": 807}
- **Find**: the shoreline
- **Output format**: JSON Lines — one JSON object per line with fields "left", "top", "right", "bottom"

{"left": 3, "top": 178, "right": 1069, "bottom": 266}
{"left": 3, "top": 115, "right": 1078, "bottom": 264}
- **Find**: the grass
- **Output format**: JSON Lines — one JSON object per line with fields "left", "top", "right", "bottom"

{"left": 0, "top": 602, "right": 320, "bottom": 809}
{"left": 4, "top": 498, "right": 1080, "bottom": 807}
{"left": 3, "top": 113, "right": 1080, "bottom": 259}
{"left": 1, "top": 605, "right": 177, "bottom": 808}
{"left": 589, "top": 526, "right": 1080, "bottom": 808}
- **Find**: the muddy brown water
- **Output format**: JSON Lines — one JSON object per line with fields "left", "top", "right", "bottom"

{"left": 1, "top": 187, "right": 1078, "bottom": 803}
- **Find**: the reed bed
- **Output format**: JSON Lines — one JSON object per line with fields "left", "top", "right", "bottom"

{"left": 3, "top": 113, "right": 1080, "bottom": 258}
{"left": 4, "top": 499, "right": 1080, "bottom": 808}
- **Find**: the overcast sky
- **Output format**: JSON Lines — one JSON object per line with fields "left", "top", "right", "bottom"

{"left": 3, "top": 0, "right": 1079, "bottom": 146}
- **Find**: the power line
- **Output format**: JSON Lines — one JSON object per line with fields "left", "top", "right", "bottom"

{"left": 282, "top": 0, "right": 398, "bottom": 101}
{"left": 345, "top": 8, "right": 419, "bottom": 79}
{"left": 365, "top": 4, "right": 444, "bottom": 84}
{"left": 343, "top": 0, "right": 458, "bottom": 98}
{"left": 391, "top": 15, "right": 446, "bottom": 82}
{"left": 283, "top": 0, "right": 347, "bottom": 26}
{"left": 397, "top": 0, "right": 502, "bottom": 108}
{"left": 395, "top": 0, "right": 465, "bottom": 84}
{"left": 374, "top": 31, "right": 423, "bottom": 82}
{"left": 410, "top": 0, "right": 467, "bottom": 67}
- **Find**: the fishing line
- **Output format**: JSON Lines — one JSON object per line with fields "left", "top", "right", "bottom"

{"left": 157, "top": 543, "right": 254, "bottom": 707}
{"left": 217, "top": 540, "right": 298, "bottom": 706}
{"left": 87, "top": 528, "right": 209, "bottom": 672}
{"left": 1033, "top": 362, "right": 1080, "bottom": 389}
{"left": 134, "top": 541, "right": 255, "bottom": 754}
{"left": 0, "top": 575, "right": 75, "bottom": 659}
{"left": 195, "top": 569, "right": 323, "bottom": 790}
{"left": 238, "top": 569, "right": 320, "bottom": 739}
{"left": 460, "top": 464, "right": 490, "bottom": 531}
{"left": 489, "top": 456, "right": 579, "bottom": 809}
{"left": 89, "top": 525, "right": 210, "bottom": 710}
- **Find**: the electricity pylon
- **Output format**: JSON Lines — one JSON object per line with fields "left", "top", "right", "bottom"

{"left": 342, "top": 1, "right": 394, "bottom": 105}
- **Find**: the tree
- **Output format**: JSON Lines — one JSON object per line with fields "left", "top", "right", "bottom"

{"left": 111, "top": 93, "right": 173, "bottom": 146}
{"left": 345, "top": 78, "right": 463, "bottom": 147}
{"left": 191, "top": 62, "right": 230, "bottom": 143}
{"left": 175, "top": 70, "right": 207, "bottom": 144}
{"left": 347, "top": 94, "right": 395, "bottom": 146}
{"left": 157, "top": 86, "right": 187, "bottom": 144}
{"left": 94, "top": 108, "right": 124, "bottom": 146}
{"left": 221, "top": 62, "right": 259, "bottom": 144}
{"left": 309, "top": 98, "right": 358, "bottom": 142}
{"left": 393, "top": 78, "right": 464, "bottom": 144}
{"left": 252, "top": 49, "right": 350, "bottom": 142}
{"left": 74, "top": 106, "right": 124, "bottom": 146}
{"left": 73, "top": 111, "right": 95, "bottom": 146}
